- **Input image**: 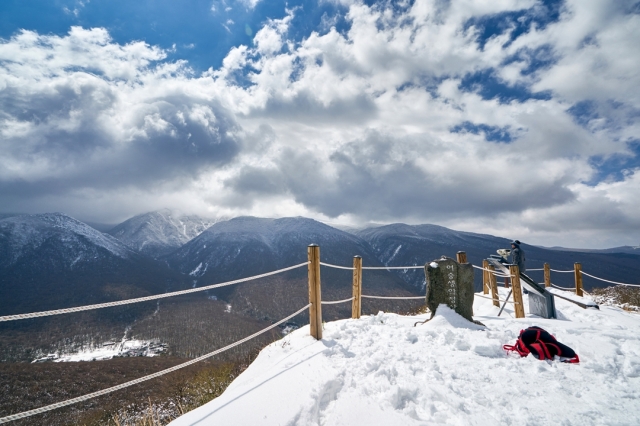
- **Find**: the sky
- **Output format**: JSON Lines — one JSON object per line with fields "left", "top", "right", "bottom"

{"left": 1, "top": 0, "right": 639, "bottom": 249}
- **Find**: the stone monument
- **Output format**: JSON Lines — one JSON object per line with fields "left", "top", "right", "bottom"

{"left": 424, "top": 256, "right": 476, "bottom": 323}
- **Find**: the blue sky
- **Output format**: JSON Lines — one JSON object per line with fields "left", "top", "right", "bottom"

{"left": 0, "top": 0, "right": 347, "bottom": 71}
{"left": 1, "top": 0, "right": 639, "bottom": 248}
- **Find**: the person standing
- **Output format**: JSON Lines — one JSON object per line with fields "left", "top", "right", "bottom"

{"left": 511, "top": 240, "right": 526, "bottom": 272}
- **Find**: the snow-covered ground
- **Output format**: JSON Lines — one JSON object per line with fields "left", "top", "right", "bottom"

{"left": 170, "top": 289, "right": 640, "bottom": 425}
{"left": 32, "top": 339, "right": 167, "bottom": 363}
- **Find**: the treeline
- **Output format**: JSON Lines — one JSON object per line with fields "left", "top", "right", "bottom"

{"left": 0, "top": 303, "right": 157, "bottom": 362}
{"left": 129, "top": 295, "right": 282, "bottom": 360}
{"left": 0, "top": 354, "right": 256, "bottom": 426}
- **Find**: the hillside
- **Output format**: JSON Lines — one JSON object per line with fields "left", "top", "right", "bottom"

{"left": 166, "top": 216, "right": 422, "bottom": 324}
{"left": 170, "top": 292, "right": 640, "bottom": 425}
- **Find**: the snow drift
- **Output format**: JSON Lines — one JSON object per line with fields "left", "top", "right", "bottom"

{"left": 170, "top": 290, "right": 640, "bottom": 425}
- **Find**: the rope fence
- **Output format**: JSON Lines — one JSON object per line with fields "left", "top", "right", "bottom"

{"left": 551, "top": 283, "right": 576, "bottom": 291}
{"left": 320, "top": 262, "right": 424, "bottom": 271}
{"left": 0, "top": 262, "right": 310, "bottom": 322}
{"left": 362, "top": 266, "right": 424, "bottom": 270}
{"left": 550, "top": 269, "right": 574, "bottom": 273}
{"left": 319, "top": 262, "right": 353, "bottom": 270}
{"left": 321, "top": 297, "right": 355, "bottom": 305}
{"left": 582, "top": 271, "right": 640, "bottom": 288}
{"left": 0, "top": 304, "right": 311, "bottom": 425}
{"left": 362, "top": 295, "right": 425, "bottom": 300}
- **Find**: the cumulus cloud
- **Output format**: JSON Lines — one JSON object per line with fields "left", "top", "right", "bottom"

{"left": 0, "top": 27, "right": 241, "bottom": 195}
{"left": 1, "top": 1, "right": 639, "bottom": 247}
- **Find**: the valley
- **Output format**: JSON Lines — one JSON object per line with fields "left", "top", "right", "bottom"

{"left": 1, "top": 210, "right": 639, "bottom": 424}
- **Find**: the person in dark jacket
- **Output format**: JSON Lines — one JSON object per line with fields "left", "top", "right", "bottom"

{"left": 511, "top": 240, "right": 526, "bottom": 272}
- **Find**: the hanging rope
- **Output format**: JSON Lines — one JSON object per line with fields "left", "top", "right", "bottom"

{"left": 0, "top": 262, "right": 310, "bottom": 322}
{"left": 321, "top": 297, "right": 355, "bottom": 305}
{"left": 361, "top": 295, "right": 424, "bottom": 300}
{"left": 0, "top": 303, "right": 311, "bottom": 424}
{"left": 319, "top": 262, "right": 354, "bottom": 270}
{"left": 551, "top": 283, "right": 577, "bottom": 291}
{"left": 581, "top": 271, "right": 640, "bottom": 288}
{"left": 320, "top": 262, "right": 425, "bottom": 271}
{"left": 362, "top": 266, "right": 423, "bottom": 270}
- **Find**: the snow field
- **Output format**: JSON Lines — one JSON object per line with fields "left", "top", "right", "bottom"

{"left": 170, "top": 289, "right": 640, "bottom": 425}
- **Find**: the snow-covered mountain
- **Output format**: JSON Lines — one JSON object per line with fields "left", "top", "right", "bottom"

{"left": 169, "top": 293, "right": 640, "bottom": 426}
{"left": 0, "top": 213, "right": 187, "bottom": 315}
{"left": 166, "top": 217, "right": 421, "bottom": 322}
{"left": 0, "top": 212, "right": 135, "bottom": 268}
{"left": 355, "top": 223, "right": 511, "bottom": 291}
{"left": 167, "top": 216, "right": 378, "bottom": 275}
{"left": 356, "top": 223, "right": 640, "bottom": 292}
{"left": 108, "top": 209, "right": 224, "bottom": 258}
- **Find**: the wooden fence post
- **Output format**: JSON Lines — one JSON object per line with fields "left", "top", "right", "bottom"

{"left": 352, "top": 256, "right": 362, "bottom": 319}
{"left": 544, "top": 263, "right": 551, "bottom": 288}
{"left": 482, "top": 260, "right": 490, "bottom": 294}
{"left": 308, "top": 244, "right": 322, "bottom": 340}
{"left": 574, "top": 262, "right": 583, "bottom": 297}
{"left": 488, "top": 265, "right": 499, "bottom": 307}
{"left": 509, "top": 265, "right": 526, "bottom": 318}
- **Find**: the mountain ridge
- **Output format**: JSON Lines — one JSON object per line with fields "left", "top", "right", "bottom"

{"left": 108, "top": 209, "right": 225, "bottom": 258}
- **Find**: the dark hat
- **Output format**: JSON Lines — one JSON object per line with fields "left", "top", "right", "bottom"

{"left": 511, "top": 240, "right": 520, "bottom": 247}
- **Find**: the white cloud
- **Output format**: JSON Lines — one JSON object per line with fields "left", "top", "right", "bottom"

{"left": 238, "top": 0, "right": 261, "bottom": 10}
{"left": 1, "top": 1, "right": 639, "bottom": 247}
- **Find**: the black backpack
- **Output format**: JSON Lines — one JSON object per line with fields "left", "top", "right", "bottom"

{"left": 503, "top": 326, "right": 579, "bottom": 363}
